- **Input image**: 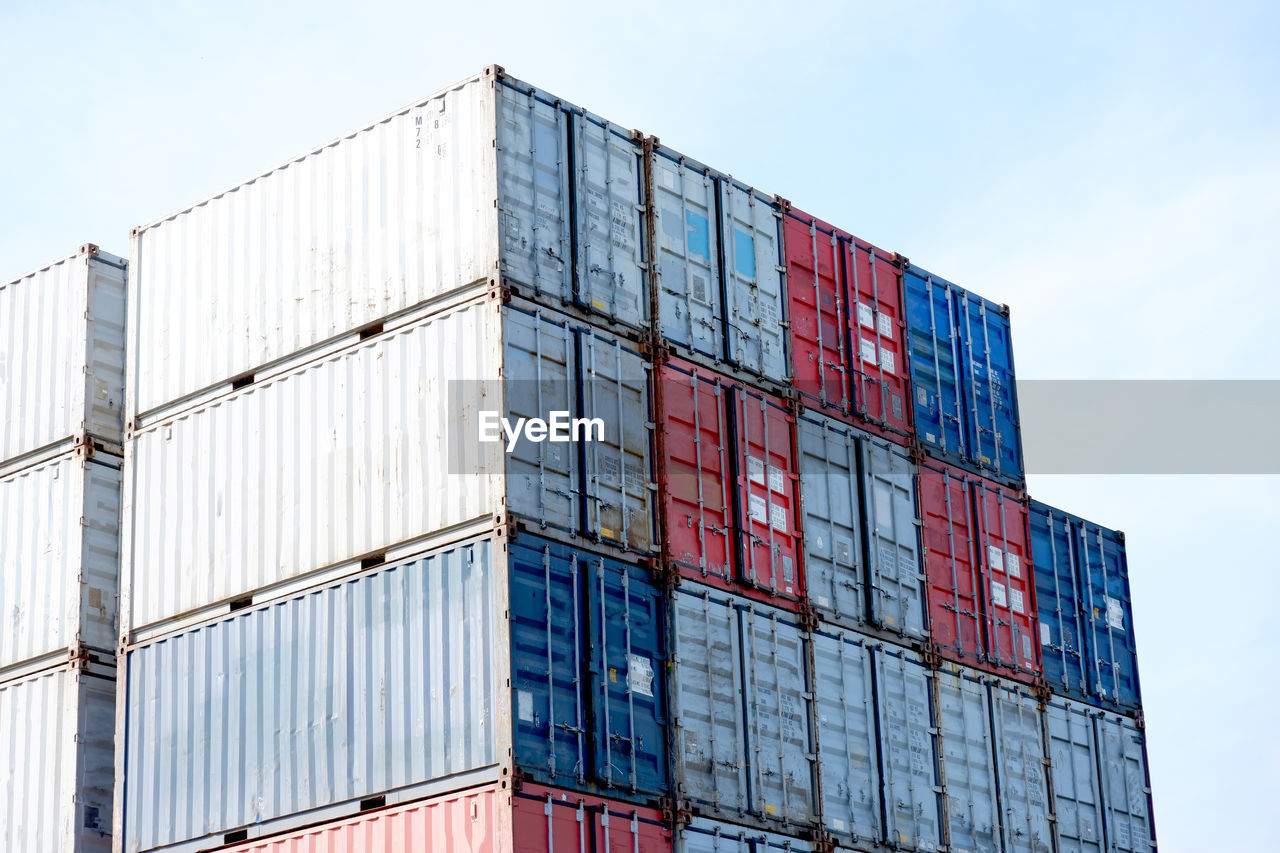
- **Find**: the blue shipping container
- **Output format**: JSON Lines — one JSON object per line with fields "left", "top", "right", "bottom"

{"left": 1029, "top": 502, "right": 1141, "bottom": 714}
{"left": 904, "top": 265, "right": 1023, "bottom": 486}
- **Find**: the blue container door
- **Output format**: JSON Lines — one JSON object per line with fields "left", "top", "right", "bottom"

{"left": 1077, "top": 524, "right": 1141, "bottom": 713}
{"left": 586, "top": 555, "right": 669, "bottom": 797}
{"left": 955, "top": 292, "right": 1023, "bottom": 484}
{"left": 904, "top": 267, "right": 966, "bottom": 462}
{"left": 1030, "top": 502, "right": 1090, "bottom": 703}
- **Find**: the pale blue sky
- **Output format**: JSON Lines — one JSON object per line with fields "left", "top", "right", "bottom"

{"left": 3, "top": 2, "right": 1277, "bottom": 849}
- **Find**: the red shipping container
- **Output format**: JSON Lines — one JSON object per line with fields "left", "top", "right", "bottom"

{"left": 225, "top": 782, "right": 672, "bottom": 852}
{"left": 784, "top": 208, "right": 911, "bottom": 444}
{"left": 657, "top": 356, "right": 803, "bottom": 608}
{"left": 919, "top": 460, "right": 1040, "bottom": 683}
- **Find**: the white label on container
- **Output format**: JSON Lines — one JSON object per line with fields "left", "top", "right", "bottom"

{"left": 517, "top": 690, "right": 534, "bottom": 723}
{"left": 816, "top": 594, "right": 831, "bottom": 608}
{"left": 1040, "top": 622, "right": 1052, "bottom": 646}
{"left": 662, "top": 167, "right": 677, "bottom": 190}
{"left": 1006, "top": 553, "right": 1021, "bottom": 578}
{"left": 831, "top": 818, "right": 847, "bottom": 832}
{"left": 750, "top": 494, "right": 768, "bottom": 525}
{"left": 880, "top": 347, "right": 895, "bottom": 374}
{"left": 767, "top": 464, "right": 785, "bottom": 493}
{"left": 860, "top": 338, "right": 878, "bottom": 364}
{"left": 991, "top": 581, "right": 1008, "bottom": 608}
{"left": 1023, "top": 634, "right": 1033, "bottom": 662}
{"left": 770, "top": 502, "right": 788, "bottom": 533}
{"left": 1010, "top": 588, "right": 1025, "bottom": 613}
{"left": 858, "top": 302, "right": 875, "bottom": 329}
{"left": 877, "top": 311, "right": 894, "bottom": 338}
{"left": 988, "top": 545, "right": 1005, "bottom": 574}
{"left": 1105, "top": 596, "right": 1126, "bottom": 630}
{"left": 627, "top": 654, "right": 654, "bottom": 697}
{"left": 748, "top": 456, "right": 765, "bottom": 485}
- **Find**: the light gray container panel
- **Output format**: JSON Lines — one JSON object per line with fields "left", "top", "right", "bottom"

{"left": 120, "top": 538, "right": 505, "bottom": 853}
{"left": 652, "top": 150, "right": 723, "bottom": 360}
{"left": 0, "top": 662, "right": 115, "bottom": 853}
{"left": 0, "top": 247, "right": 126, "bottom": 465}
{"left": 0, "top": 454, "right": 121, "bottom": 673}
{"left": 989, "top": 682, "right": 1052, "bottom": 853}
{"left": 935, "top": 667, "right": 999, "bottom": 852}
{"left": 720, "top": 182, "right": 787, "bottom": 384}
{"left": 677, "top": 816, "right": 814, "bottom": 852}
{"left": 811, "top": 629, "right": 880, "bottom": 844}
{"left": 1045, "top": 699, "right": 1105, "bottom": 853}
{"left": 862, "top": 436, "right": 926, "bottom": 640}
{"left": 1094, "top": 711, "right": 1155, "bottom": 853}
{"left": 875, "top": 646, "right": 943, "bottom": 852}
{"left": 797, "top": 412, "right": 866, "bottom": 625}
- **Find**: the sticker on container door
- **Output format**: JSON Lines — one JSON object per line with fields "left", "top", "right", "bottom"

{"left": 987, "top": 545, "right": 1005, "bottom": 574}
{"left": 1040, "top": 623, "right": 1052, "bottom": 646}
{"left": 880, "top": 347, "right": 895, "bottom": 374}
{"left": 877, "top": 311, "right": 894, "bottom": 338}
{"left": 769, "top": 502, "right": 788, "bottom": 533}
{"left": 1006, "top": 553, "right": 1021, "bottom": 578}
{"left": 747, "top": 456, "right": 765, "bottom": 485}
{"left": 860, "top": 338, "right": 878, "bottom": 364}
{"left": 750, "top": 494, "right": 768, "bottom": 525}
{"left": 1023, "top": 634, "right": 1033, "bottom": 663}
{"left": 858, "top": 303, "right": 875, "bottom": 329}
{"left": 627, "top": 654, "right": 654, "bottom": 697}
{"left": 661, "top": 166, "right": 677, "bottom": 190}
{"left": 991, "top": 581, "right": 1008, "bottom": 608}
{"left": 767, "top": 464, "right": 785, "bottom": 493}
{"left": 517, "top": 690, "right": 534, "bottom": 723}
{"left": 1104, "top": 596, "right": 1126, "bottom": 630}
{"left": 1009, "top": 588, "right": 1024, "bottom": 614}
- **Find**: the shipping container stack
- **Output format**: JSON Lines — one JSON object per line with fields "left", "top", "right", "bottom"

{"left": 0, "top": 245, "right": 126, "bottom": 853}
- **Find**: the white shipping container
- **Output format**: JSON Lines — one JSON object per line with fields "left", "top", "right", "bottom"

{"left": 0, "top": 246, "right": 126, "bottom": 467}
{"left": 128, "top": 66, "right": 649, "bottom": 424}
{"left": 0, "top": 452, "right": 121, "bottom": 674}
{"left": 0, "top": 660, "right": 115, "bottom": 853}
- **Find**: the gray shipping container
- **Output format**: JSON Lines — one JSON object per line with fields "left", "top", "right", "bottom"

{"left": 989, "top": 681, "right": 1052, "bottom": 853}
{"left": 128, "top": 67, "right": 648, "bottom": 425}
{"left": 0, "top": 659, "right": 115, "bottom": 853}
{"left": 676, "top": 816, "right": 815, "bottom": 852}
{"left": 797, "top": 411, "right": 926, "bottom": 641}
{"left": 0, "top": 452, "right": 121, "bottom": 675}
{"left": 669, "top": 585, "right": 816, "bottom": 830}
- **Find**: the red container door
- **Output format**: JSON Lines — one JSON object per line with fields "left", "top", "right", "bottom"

{"left": 733, "top": 386, "right": 803, "bottom": 604}
{"left": 513, "top": 785, "right": 673, "bottom": 852}
{"left": 920, "top": 461, "right": 983, "bottom": 664}
{"left": 784, "top": 211, "right": 849, "bottom": 415}
{"left": 971, "top": 481, "right": 1040, "bottom": 679}
{"left": 846, "top": 239, "right": 911, "bottom": 444}
{"left": 658, "top": 357, "right": 734, "bottom": 583}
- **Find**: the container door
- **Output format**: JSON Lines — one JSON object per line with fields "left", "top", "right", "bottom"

{"left": 989, "top": 684, "right": 1052, "bottom": 853}
{"left": 785, "top": 213, "right": 849, "bottom": 414}
{"left": 739, "top": 602, "right": 815, "bottom": 826}
{"left": 956, "top": 292, "right": 1022, "bottom": 483}
{"left": 514, "top": 786, "right": 673, "bottom": 852}
{"left": 504, "top": 305, "right": 579, "bottom": 535}
{"left": 972, "top": 482, "right": 1039, "bottom": 678}
{"left": 863, "top": 437, "right": 926, "bottom": 639}
{"left": 904, "top": 268, "right": 965, "bottom": 462}
{"left": 660, "top": 359, "right": 734, "bottom": 582}
{"left": 1045, "top": 699, "right": 1106, "bottom": 853}
{"left": 848, "top": 241, "right": 910, "bottom": 438}
{"left": 733, "top": 387, "right": 802, "bottom": 602}
{"left": 670, "top": 587, "right": 748, "bottom": 815}
{"left": 935, "top": 669, "right": 999, "bottom": 853}
{"left": 587, "top": 558, "right": 668, "bottom": 798}
{"left": 721, "top": 183, "right": 788, "bottom": 384}
{"left": 579, "top": 327, "right": 655, "bottom": 552}
{"left": 1030, "top": 503, "right": 1089, "bottom": 702}
{"left": 812, "top": 631, "right": 881, "bottom": 844}
{"left": 571, "top": 114, "right": 648, "bottom": 330}
{"left": 1078, "top": 524, "right": 1140, "bottom": 712}
{"left": 875, "top": 647, "right": 943, "bottom": 852}
{"left": 511, "top": 539, "right": 591, "bottom": 789}
{"left": 1094, "top": 713, "right": 1155, "bottom": 853}
{"left": 497, "top": 85, "right": 573, "bottom": 303}
{"left": 919, "top": 464, "right": 982, "bottom": 664}
{"left": 797, "top": 413, "right": 865, "bottom": 625}
{"left": 679, "top": 816, "right": 816, "bottom": 851}
{"left": 652, "top": 152, "right": 723, "bottom": 360}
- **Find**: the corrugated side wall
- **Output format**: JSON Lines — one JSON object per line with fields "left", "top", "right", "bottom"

{"left": 0, "top": 454, "right": 121, "bottom": 673}
{"left": 677, "top": 816, "right": 814, "bottom": 851}
{"left": 935, "top": 666, "right": 999, "bottom": 852}
{"left": 0, "top": 663, "right": 115, "bottom": 853}
{"left": 120, "top": 537, "right": 506, "bottom": 853}
{"left": 0, "top": 249, "right": 126, "bottom": 465}
{"left": 989, "top": 681, "right": 1052, "bottom": 853}
{"left": 128, "top": 73, "right": 497, "bottom": 421}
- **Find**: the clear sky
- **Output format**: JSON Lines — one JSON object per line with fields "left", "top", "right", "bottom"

{"left": 3, "top": 2, "right": 1277, "bottom": 849}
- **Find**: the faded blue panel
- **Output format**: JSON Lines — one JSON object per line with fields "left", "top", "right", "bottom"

{"left": 734, "top": 229, "right": 756, "bottom": 278}
{"left": 989, "top": 682, "right": 1053, "bottom": 853}
{"left": 935, "top": 667, "right": 999, "bottom": 852}
{"left": 904, "top": 265, "right": 966, "bottom": 462}
{"left": 875, "top": 646, "right": 943, "bottom": 851}
{"left": 1030, "top": 501, "right": 1090, "bottom": 703}
{"left": 1093, "top": 711, "right": 1156, "bottom": 853}
{"left": 956, "top": 291, "right": 1023, "bottom": 483}
{"left": 811, "top": 630, "right": 881, "bottom": 844}
{"left": 1045, "top": 698, "right": 1106, "bottom": 853}
{"left": 687, "top": 211, "right": 711, "bottom": 259}
{"left": 679, "top": 816, "right": 815, "bottom": 851}
{"left": 122, "top": 540, "right": 500, "bottom": 853}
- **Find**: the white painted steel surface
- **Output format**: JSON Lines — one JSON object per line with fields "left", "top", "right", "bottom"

{"left": 0, "top": 247, "right": 126, "bottom": 465}
{"left": 0, "top": 662, "right": 115, "bottom": 853}
{"left": 0, "top": 453, "right": 121, "bottom": 673}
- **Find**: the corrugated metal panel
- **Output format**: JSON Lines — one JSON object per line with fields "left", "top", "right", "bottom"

{"left": 513, "top": 784, "right": 673, "bottom": 852}
{"left": 1029, "top": 502, "right": 1090, "bottom": 703}
{"left": 0, "top": 454, "right": 120, "bottom": 673}
{"left": 988, "top": 681, "right": 1052, "bottom": 853}
{"left": 1093, "top": 710, "right": 1156, "bottom": 852}
{"left": 846, "top": 236, "right": 911, "bottom": 441}
{"left": 720, "top": 180, "right": 787, "bottom": 385}
{"left": 811, "top": 629, "right": 880, "bottom": 843}
{"left": 670, "top": 586, "right": 815, "bottom": 830}
{"left": 677, "top": 816, "right": 814, "bottom": 851}
{"left": 784, "top": 212, "right": 848, "bottom": 415}
{"left": 122, "top": 297, "right": 504, "bottom": 634}
{"left": 954, "top": 288, "right": 1021, "bottom": 484}
{"left": 0, "top": 663, "right": 115, "bottom": 853}
{"left": 1075, "top": 520, "right": 1141, "bottom": 713}
{"left": 128, "top": 73, "right": 497, "bottom": 421}
{"left": 0, "top": 248, "right": 126, "bottom": 465}
{"left": 875, "top": 645, "right": 943, "bottom": 852}
{"left": 1044, "top": 699, "right": 1106, "bottom": 853}
{"left": 971, "top": 475, "right": 1038, "bottom": 678}
{"left": 120, "top": 538, "right": 505, "bottom": 853}
{"left": 935, "top": 666, "right": 999, "bottom": 853}
{"left": 510, "top": 536, "right": 668, "bottom": 800}
{"left": 797, "top": 412, "right": 925, "bottom": 639}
